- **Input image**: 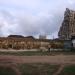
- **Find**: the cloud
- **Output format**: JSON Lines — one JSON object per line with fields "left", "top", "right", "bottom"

{"left": 0, "top": 10, "right": 17, "bottom": 36}
{"left": 0, "top": 9, "right": 62, "bottom": 38}
{"left": 68, "top": 0, "right": 75, "bottom": 4}
{"left": 0, "top": 0, "right": 75, "bottom": 38}
{"left": 8, "top": 10, "right": 63, "bottom": 38}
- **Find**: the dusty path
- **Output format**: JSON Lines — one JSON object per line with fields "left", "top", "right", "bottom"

{"left": 0, "top": 63, "right": 21, "bottom": 75}
{"left": 53, "top": 65, "right": 64, "bottom": 75}
{"left": 0, "top": 55, "right": 75, "bottom": 64}
{"left": 0, "top": 55, "right": 75, "bottom": 75}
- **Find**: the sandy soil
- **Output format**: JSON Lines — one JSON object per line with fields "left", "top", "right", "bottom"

{"left": 0, "top": 55, "right": 75, "bottom": 64}
{"left": 0, "top": 63, "right": 21, "bottom": 75}
{"left": 0, "top": 55, "right": 75, "bottom": 75}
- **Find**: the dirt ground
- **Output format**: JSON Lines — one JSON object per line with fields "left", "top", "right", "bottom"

{"left": 0, "top": 55, "right": 75, "bottom": 75}
{"left": 0, "top": 55, "right": 75, "bottom": 64}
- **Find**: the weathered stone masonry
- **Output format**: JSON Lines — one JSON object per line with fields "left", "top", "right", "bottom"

{"left": 58, "top": 8, "right": 75, "bottom": 40}
{"left": 0, "top": 36, "right": 51, "bottom": 49}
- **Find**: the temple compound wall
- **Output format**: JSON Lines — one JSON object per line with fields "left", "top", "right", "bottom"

{"left": 0, "top": 35, "right": 63, "bottom": 50}
{"left": 0, "top": 36, "right": 50, "bottom": 49}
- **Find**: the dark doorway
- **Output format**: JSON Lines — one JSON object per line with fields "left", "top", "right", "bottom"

{"left": 8, "top": 44, "right": 12, "bottom": 48}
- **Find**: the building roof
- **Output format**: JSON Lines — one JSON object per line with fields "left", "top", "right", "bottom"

{"left": 8, "top": 35, "right": 24, "bottom": 38}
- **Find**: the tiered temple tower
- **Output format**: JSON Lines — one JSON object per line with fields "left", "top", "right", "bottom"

{"left": 58, "top": 8, "right": 75, "bottom": 40}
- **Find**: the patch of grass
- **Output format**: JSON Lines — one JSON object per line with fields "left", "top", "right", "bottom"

{"left": 19, "top": 63, "right": 59, "bottom": 75}
{"left": 59, "top": 65, "right": 75, "bottom": 75}
{"left": 0, "top": 51, "right": 53, "bottom": 56}
{"left": 0, "top": 50, "right": 75, "bottom": 56}
{"left": 0, "top": 66, "right": 16, "bottom": 75}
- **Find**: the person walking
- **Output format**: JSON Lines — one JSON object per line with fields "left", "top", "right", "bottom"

{"left": 48, "top": 44, "right": 51, "bottom": 52}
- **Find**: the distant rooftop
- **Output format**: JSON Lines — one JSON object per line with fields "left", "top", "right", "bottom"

{"left": 8, "top": 35, "right": 24, "bottom": 38}
{"left": 8, "top": 35, "right": 35, "bottom": 39}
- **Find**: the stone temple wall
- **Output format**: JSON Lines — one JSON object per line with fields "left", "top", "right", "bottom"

{"left": 0, "top": 37, "right": 51, "bottom": 50}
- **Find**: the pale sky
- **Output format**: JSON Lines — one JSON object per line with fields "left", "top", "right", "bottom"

{"left": 0, "top": 0, "right": 75, "bottom": 39}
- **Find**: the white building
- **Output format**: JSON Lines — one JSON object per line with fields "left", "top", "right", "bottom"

{"left": 39, "top": 35, "right": 46, "bottom": 39}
